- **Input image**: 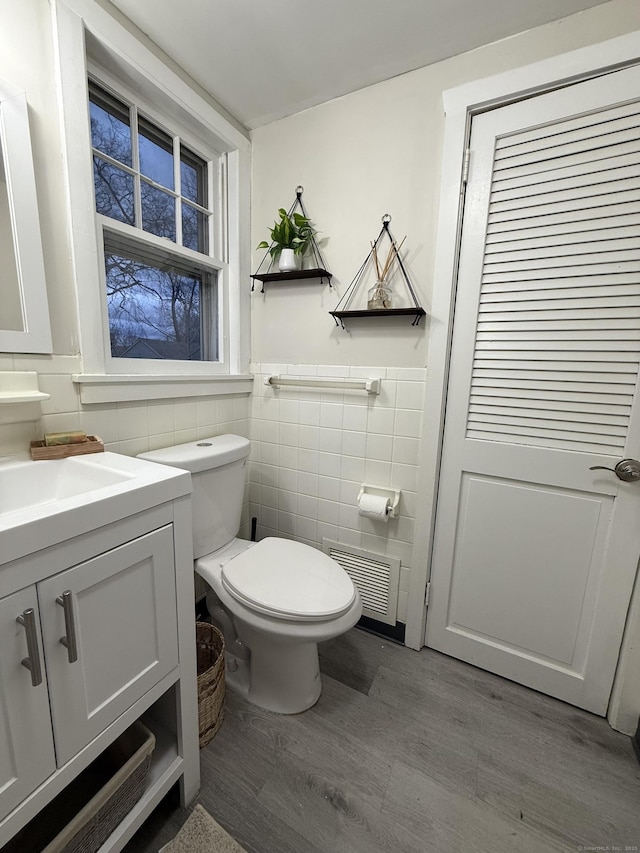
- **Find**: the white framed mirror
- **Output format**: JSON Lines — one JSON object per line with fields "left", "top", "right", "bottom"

{"left": 0, "top": 80, "right": 52, "bottom": 353}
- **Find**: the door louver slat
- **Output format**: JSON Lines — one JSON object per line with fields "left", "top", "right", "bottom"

{"left": 487, "top": 201, "right": 640, "bottom": 232}
{"left": 486, "top": 221, "right": 640, "bottom": 248}
{"left": 493, "top": 143, "right": 640, "bottom": 182}
{"left": 466, "top": 101, "right": 640, "bottom": 454}
{"left": 495, "top": 99, "right": 640, "bottom": 149}
{"left": 493, "top": 155, "right": 640, "bottom": 194}
{"left": 481, "top": 275, "right": 640, "bottom": 293}
{"left": 494, "top": 127, "right": 640, "bottom": 169}
{"left": 486, "top": 238, "right": 640, "bottom": 262}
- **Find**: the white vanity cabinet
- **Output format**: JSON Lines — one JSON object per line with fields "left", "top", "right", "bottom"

{"left": 0, "top": 454, "right": 200, "bottom": 852}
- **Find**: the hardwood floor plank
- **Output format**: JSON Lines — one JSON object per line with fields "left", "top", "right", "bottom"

{"left": 197, "top": 762, "right": 322, "bottom": 853}
{"left": 367, "top": 650, "right": 639, "bottom": 789}
{"left": 311, "top": 669, "right": 480, "bottom": 802}
{"left": 382, "top": 758, "right": 571, "bottom": 853}
{"left": 318, "top": 631, "right": 404, "bottom": 694}
{"left": 258, "top": 749, "right": 427, "bottom": 853}
{"left": 476, "top": 748, "right": 640, "bottom": 851}
{"left": 213, "top": 689, "right": 393, "bottom": 810}
{"left": 199, "top": 697, "right": 281, "bottom": 798}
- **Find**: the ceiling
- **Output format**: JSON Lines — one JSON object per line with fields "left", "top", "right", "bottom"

{"left": 109, "top": 0, "right": 612, "bottom": 130}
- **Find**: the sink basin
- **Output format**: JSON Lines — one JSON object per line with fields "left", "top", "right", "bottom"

{"left": 0, "top": 452, "right": 192, "bottom": 566}
{"left": 0, "top": 456, "right": 134, "bottom": 517}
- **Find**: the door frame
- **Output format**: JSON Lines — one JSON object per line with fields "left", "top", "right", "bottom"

{"left": 406, "top": 31, "right": 640, "bottom": 719}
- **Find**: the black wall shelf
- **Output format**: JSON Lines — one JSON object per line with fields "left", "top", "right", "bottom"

{"left": 330, "top": 307, "right": 426, "bottom": 324}
{"left": 251, "top": 267, "right": 332, "bottom": 286}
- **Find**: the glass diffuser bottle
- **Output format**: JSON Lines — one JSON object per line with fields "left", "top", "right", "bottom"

{"left": 367, "top": 280, "right": 393, "bottom": 309}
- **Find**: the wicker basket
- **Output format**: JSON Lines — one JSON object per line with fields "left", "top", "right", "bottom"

{"left": 5, "top": 722, "right": 155, "bottom": 853}
{"left": 196, "top": 621, "right": 226, "bottom": 747}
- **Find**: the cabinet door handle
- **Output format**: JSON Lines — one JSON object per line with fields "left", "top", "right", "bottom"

{"left": 56, "top": 590, "right": 78, "bottom": 663}
{"left": 16, "top": 608, "right": 43, "bottom": 687}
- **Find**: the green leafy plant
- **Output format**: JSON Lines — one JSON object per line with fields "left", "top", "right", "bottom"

{"left": 257, "top": 208, "right": 316, "bottom": 259}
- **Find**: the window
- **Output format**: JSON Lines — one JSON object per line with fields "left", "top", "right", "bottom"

{"left": 88, "top": 79, "right": 220, "bottom": 364}
{"left": 54, "top": 2, "right": 251, "bottom": 403}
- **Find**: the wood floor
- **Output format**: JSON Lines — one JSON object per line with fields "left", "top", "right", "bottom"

{"left": 126, "top": 628, "right": 640, "bottom": 852}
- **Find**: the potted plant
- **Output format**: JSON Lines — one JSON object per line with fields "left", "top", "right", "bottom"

{"left": 257, "top": 208, "right": 316, "bottom": 272}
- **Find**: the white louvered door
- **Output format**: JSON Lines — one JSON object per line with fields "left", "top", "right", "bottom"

{"left": 426, "top": 65, "right": 640, "bottom": 715}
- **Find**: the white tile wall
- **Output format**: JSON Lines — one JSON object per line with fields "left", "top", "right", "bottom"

{"left": 1, "top": 355, "right": 426, "bottom": 625}
{"left": 249, "top": 363, "right": 426, "bottom": 623}
{"left": 0, "top": 356, "right": 251, "bottom": 459}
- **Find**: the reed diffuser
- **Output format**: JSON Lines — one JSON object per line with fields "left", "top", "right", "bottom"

{"left": 367, "top": 236, "right": 406, "bottom": 310}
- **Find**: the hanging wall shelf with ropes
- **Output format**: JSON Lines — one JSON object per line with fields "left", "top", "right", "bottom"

{"left": 251, "top": 187, "right": 331, "bottom": 292}
{"left": 330, "top": 214, "right": 425, "bottom": 327}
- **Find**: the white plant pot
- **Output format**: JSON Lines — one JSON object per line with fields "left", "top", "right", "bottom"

{"left": 278, "top": 248, "right": 298, "bottom": 273}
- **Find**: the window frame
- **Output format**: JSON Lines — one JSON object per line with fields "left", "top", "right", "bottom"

{"left": 88, "top": 67, "right": 230, "bottom": 376}
{"left": 52, "top": 0, "right": 252, "bottom": 402}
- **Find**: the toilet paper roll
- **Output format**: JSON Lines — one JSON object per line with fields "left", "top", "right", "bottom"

{"left": 358, "top": 492, "right": 390, "bottom": 522}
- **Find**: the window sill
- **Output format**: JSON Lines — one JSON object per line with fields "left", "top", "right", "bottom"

{"left": 72, "top": 373, "right": 254, "bottom": 405}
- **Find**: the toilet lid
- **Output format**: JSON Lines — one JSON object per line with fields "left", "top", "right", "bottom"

{"left": 221, "top": 538, "right": 356, "bottom": 621}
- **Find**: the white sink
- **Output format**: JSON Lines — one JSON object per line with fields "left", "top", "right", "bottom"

{"left": 0, "top": 452, "right": 192, "bottom": 566}
{"left": 0, "top": 456, "right": 134, "bottom": 517}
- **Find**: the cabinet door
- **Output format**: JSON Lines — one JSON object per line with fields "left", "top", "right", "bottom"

{"left": 38, "top": 526, "right": 179, "bottom": 765}
{"left": 0, "top": 587, "right": 56, "bottom": 821}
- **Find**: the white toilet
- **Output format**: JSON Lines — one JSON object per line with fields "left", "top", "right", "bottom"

{"left": 139, "top": 434, "right": 362, "bottom": 714}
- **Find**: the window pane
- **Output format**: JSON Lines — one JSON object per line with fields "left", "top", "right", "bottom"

{"left": 141, "top": 182, "right": 175, "bottom": 240}
{"left": 93, "top": 156, "right": 134, "bottom": 225}
{"left": 139, "top": 117, "right": 174, "bottom": 190}
{"left": 182, "top": 203, "right": 208, "bottom": 253}
{"left": 105, "top": 249, "right": 215, "bottom": 361}
{"left": 180, "top": 145, "right": 206, "bottom": 206}
{"left": 89, "top": 86, "right": 132, "bottom": 167}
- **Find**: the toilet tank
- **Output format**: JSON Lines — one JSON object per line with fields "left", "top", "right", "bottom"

{"left": 138, "top": 435, "right": 250, "bottom": 558}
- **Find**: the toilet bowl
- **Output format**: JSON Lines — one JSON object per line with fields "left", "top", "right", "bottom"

{"left": 197, "top": 536, "right": 362, "bottom": 713}
{"left": 138, "top": 435, "right": 362, "bottom": 714}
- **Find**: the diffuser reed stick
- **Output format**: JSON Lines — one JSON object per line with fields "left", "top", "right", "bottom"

{"left": 371, "top": 241, "right": 382, "bottom": 280}
{"left": 380, "top": 236, "right": 406, "bottom": 281}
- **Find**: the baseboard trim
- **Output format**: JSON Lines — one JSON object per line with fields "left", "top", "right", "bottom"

{"left": 357, "top": 616, "right": 406, "bottom": 644}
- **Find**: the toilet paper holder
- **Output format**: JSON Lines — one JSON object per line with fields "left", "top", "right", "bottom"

{"left": 357, "top": 484, "right": 401, "bottom": 519}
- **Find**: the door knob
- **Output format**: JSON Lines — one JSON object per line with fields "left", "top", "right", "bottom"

{"left": 589, "top": 458, "right": 640, "bottom": 482}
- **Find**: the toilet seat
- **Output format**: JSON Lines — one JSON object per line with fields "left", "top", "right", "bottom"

{"left": 221, "top": 537, "right": 356, "bottom": 622}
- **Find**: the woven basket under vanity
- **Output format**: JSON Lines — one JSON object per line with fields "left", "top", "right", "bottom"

{"left": 195, "top": 622, "right": 225, "bottom": 747}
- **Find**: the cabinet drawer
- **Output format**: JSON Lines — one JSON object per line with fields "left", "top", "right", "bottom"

{"left": 38, "top": 525, "right": 178, "bottom": 765}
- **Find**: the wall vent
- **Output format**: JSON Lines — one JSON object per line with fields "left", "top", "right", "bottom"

{"left": 322, "top": 539, "right": 400, "bottom": 626}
